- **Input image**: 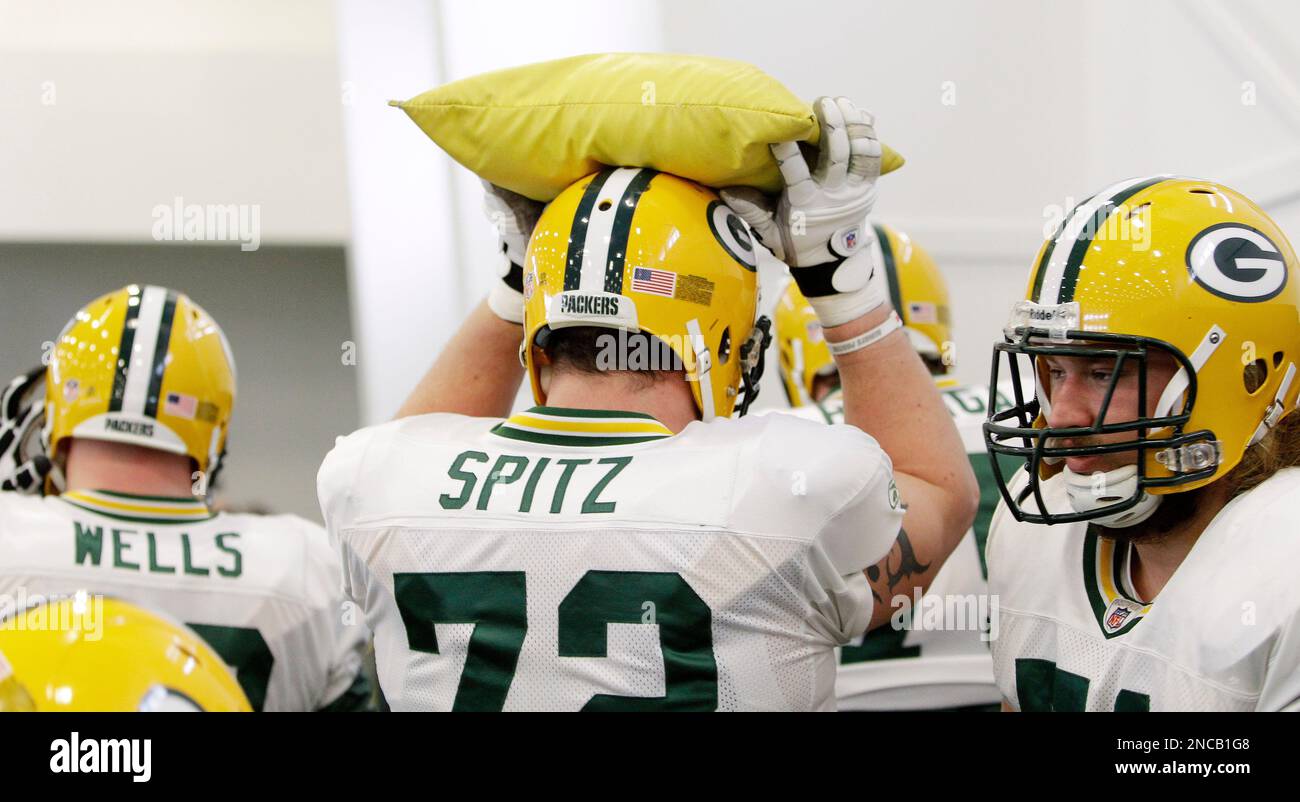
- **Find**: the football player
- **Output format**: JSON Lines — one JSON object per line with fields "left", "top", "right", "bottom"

{"left": 773, "top": 223, "right": 1001, "bottom": 710}
{"left": 983, "top": 176, "right": 1300, "bottom": 711}
{"left": 0, "top": 285, "right": 373, "bottom": 711}
{"left": 319, "top": 97, "right": 979, "bottom": 710}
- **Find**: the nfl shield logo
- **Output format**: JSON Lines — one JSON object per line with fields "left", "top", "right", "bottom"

{"left": 844, "top": 229, "right": 858, "bottom": 250}
{"left": 1103, "top": 598, "right": 1141, "bottom": 633}
{"left": 1107, "top": 607, "right": 1130, "bottom": 630}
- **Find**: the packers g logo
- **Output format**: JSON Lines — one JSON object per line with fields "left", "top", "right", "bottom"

{"left": 1186, "top": 223, "right": 1287, "bottom": 302}
{"left": 707, "top": 201, "right": 758, "bottom": 271}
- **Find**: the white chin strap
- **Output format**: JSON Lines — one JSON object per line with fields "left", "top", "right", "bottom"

{"left": 1061, "top": 464, "right": 1162, "bottom": 528}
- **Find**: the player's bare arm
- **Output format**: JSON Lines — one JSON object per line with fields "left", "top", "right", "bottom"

{"left": 725, "top": 97, "right": 978, "bottom": 629}
{"left": 826, "top": 305, "right": 978, "bottom": 627}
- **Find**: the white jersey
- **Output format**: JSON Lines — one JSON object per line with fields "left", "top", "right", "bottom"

{"left": 988, "top": 467, "right": 1300, "bottom": 711}
{"left": 0, "top": 489, "right": 371, "bottom": 711}
{"left": 318, "top": 406, "right": 903, "bottom": 711}
{"left": 780, "top": 383, "right": 1002, "bottom": 710}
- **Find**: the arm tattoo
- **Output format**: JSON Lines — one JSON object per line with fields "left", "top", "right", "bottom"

{"left": 886, "top": 528, "right": 930, "bottom": 591}
{"left": 865, "top": 564, "right": 883, "bottom": 605}
{"left": 866, "top": 528, "right": 931, "bottom": 602}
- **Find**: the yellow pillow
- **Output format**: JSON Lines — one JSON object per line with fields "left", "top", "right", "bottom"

{"left": 393, "top": 52, "right": 904, "bottom": 201}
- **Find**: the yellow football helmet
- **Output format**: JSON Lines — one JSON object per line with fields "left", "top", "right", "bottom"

{"left": 881, "top": 223, "right": 952, "bottom": 368}
{"left": 0, "top": 650, "right": 35, "bottom": 711}
{"left": 985, "top": 176, "right": 1300, "bottom": 525}
{"left": 523, "top": 168, "right": 771, "bottom": 420}
{"left": 0, "top": 596, "right": 251, "bottom": 711}
{"left": 775, "top": 222, "right": 951, "bottom": 405}
{"left": 45, "top": 285, "right": 236, "bottom": 477}
{"left": 773, "top": 281, "right": 833, "bottom": 407}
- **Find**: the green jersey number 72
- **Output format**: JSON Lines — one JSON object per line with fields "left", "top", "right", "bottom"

{"left": 394, "top": 569, "right": 718, "bottom": 711}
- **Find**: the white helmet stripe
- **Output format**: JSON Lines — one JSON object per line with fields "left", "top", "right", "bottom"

{"left": 577, "top": 167, "right": 645, "bottom": 295}
{"left": 1037, "top": 175, "right": 1163, "bottom": 304}
{"left": 120, "top": 285, "right": 171, "bottom": 417}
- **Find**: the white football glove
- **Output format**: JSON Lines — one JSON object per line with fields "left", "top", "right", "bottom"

{"left": 721, "top": 96, "right": 887, "bottom": 328}
{"left": 482, "top": 180, "right": 544, "bottom": 325}
{"left": 0, "top": 366, "right": 51, "bottom": 495}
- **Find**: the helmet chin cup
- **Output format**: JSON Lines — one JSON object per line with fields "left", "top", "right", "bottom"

{"left": 1062, "top": 464, "right": 1162, "bottom": 528}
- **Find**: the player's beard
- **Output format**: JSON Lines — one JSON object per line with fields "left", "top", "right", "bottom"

{"left": 1095, "top": 485, "right": 1203, "bottom": 546}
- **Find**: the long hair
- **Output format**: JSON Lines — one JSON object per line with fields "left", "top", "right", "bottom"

{"left": 1224, "top": 411, "right": 1300, "bottom": 498}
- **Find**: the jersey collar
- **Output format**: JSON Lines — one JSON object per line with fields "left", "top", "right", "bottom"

{"left": 491, "top": 406, "right": 674, "bottom": 447}
{"left": 1082, "top": 528, "right": 1152, "bottom": 638}
{"left": 59, "top": 489, "right": 215, "bottom": 524}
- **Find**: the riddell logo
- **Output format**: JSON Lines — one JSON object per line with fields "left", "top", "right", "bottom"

{"left": 104, "top": 419, "right": 154, "bottom": 437}
{"left": 50, "top": 732, "right": 151, "bottom": 782}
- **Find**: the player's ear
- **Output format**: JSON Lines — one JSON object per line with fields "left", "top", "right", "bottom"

{"left": 532, "top": 346, "right": 554, "bottom": 396}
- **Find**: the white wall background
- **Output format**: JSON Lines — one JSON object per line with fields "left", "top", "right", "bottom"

{"left": 0, "top": 0, "right": 349, "bottom": 243}
{"left": 3, "top": 0, "right": 1298, "bottom": 432}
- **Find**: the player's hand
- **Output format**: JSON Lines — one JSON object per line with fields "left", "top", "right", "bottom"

{"left": 721, "top": 96, "right": 887, "bottom": 328}
{"left": 0, "top": 366, "right": 51, "bottom": 495}
{"left": 483, "top": 181, "right": 544, "bottom": 325}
